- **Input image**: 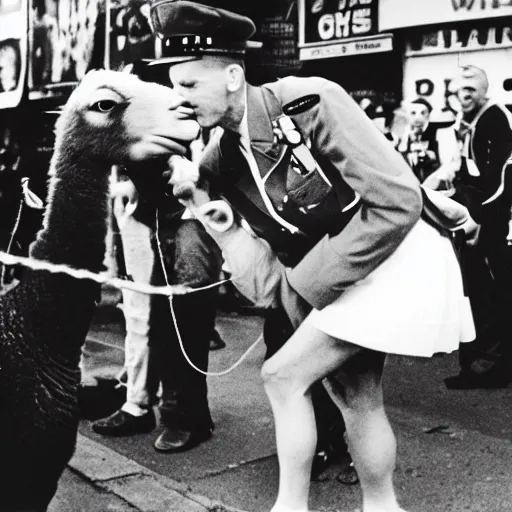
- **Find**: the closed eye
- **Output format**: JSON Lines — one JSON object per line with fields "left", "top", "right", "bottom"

{"left": 178, "top": 81, "right": 196, "bottom": 89}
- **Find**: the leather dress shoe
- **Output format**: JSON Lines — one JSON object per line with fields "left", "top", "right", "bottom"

{"left": 154, "top": 427, "right": 213, "bottom": 453}
{"left": 311, "top": 450, "right": 332, "bottom": 481}
{"left": 92, "top": 409, "right": 156, "bottom": 436}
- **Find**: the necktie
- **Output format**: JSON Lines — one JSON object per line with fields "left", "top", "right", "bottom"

{"left": 456, "top": 120, "right": 480, "bottom": 177}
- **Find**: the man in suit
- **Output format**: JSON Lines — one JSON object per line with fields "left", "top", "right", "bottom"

{"left": 397, "top": 98, "right": 442, "bottom": 183}
{"left": 441, "top": 65, "right": 512, "bottom": 389}
{"left": 92, "top": 167, "right": 223, "bottom": 453}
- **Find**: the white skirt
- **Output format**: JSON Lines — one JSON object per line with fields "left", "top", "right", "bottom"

{"left": 307, "top": 218, "right": 475, "bottom": 357}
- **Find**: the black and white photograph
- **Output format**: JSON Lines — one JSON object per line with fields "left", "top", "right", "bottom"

{"left": 0, "top": 1, "right": 511, "bottom": 511}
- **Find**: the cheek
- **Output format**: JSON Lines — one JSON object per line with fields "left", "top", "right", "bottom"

{"left": 124, "top": 105, "right": 160, "bottom": 133}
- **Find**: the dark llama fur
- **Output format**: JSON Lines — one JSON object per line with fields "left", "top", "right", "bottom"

{"left": 0, "top": 105, "right": 111, "bottom": 512}
{"left": 0, "top": 69, "right": 199, "bottom": 511}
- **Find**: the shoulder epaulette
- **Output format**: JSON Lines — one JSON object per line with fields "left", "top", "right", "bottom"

{"left": 283, "top": 94, "right": 320, "bottom": 116}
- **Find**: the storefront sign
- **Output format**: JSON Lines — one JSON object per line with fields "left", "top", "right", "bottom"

{"left": 406, "top": 24, "right": 512, "bottom": 56}
{"left": 299, "top": 33, "right": 393, "bottom": 59}
{"left": 380, "top": 0, "right": 512, "bottom": 31}
{"left": 403, "top": 47, "right": 512, "bottom": 121}
{"left": 298, "top": 0, "right": 391, "bottom": 58}
{"left": 0, "top": 0, "right": 27, "bottom": 109}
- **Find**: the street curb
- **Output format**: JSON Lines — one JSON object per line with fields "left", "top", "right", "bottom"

{"left": 69, "top": 434, "right": 248, "bottom": 512}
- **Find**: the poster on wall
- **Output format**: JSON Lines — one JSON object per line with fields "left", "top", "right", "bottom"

{"left": 0, "top": 0, "right": 28, "bottom": 108}
{"left": 109, "top": 1, "right": 155, "bottom": 71}
{"left": 298, "top": 0, "right": 392, "bottom": 60}
{"left": 29, "top": 0, "right": 102, "bottom": 89}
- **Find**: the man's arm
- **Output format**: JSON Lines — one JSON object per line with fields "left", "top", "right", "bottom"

{"left": 285, "top": 79, "right": 423, "bottom": 310}
{"left": 481, "top": 107, "right": 512, "bottom": 205}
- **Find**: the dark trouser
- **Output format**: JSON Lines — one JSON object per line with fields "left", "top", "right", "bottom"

{"left": 150, "top": 219, "right": 222, "bottom": 432}
{"left": 263, "top": 306, "right": 347, "bottom": 455}
{"left": 458, "top": 236, "right": 512, "bottom": 375}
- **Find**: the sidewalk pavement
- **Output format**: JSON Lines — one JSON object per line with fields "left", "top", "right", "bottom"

{"left": 60, "top": 289, "right": 512, "bottom": 512}
{"left": 49, "top": 466, "right": 138, "bottom": 512}
{"left": 52, "top": 434, "right": 243, "bottom": 512}
{"left": 56, "top": 409, "right": 512, "bottom": 512}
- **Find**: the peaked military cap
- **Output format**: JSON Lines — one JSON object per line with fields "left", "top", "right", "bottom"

{"left": 149, "top": 0, "right": 262, "bottom": 65}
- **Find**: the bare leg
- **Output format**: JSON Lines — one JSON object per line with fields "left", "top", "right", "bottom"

{"left": 324, "top": 354, "right": 405, "bottom": 512}
{"left": 261, "top": 318, "right": 405, "bottom": 512}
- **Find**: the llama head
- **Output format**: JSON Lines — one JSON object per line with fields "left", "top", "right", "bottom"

{"left": 53, "top": 69, "right": 200, "bottom": 168}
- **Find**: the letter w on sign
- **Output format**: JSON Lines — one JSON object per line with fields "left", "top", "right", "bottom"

{"left": 451, "top": 0, "right": 475, "bottom": 10}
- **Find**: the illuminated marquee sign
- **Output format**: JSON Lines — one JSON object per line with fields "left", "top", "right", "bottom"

{"left": 298, "top": 0, "right": 392, "bottom": 60}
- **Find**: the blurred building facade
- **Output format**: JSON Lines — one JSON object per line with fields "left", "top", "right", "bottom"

{"left": 379, "top": 0, "right": 512, "bottom": 121}
{"left": 2, "top": 0, "right": 512, "bottom": 240}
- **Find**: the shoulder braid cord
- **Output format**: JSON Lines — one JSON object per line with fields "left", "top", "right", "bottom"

{"left": 152, "top": 94, "right": 336, "bottom": 375}
{"left": 151, "top": 94, "right": 335, "bottom": 376}
{"left": 0, "top": 179, "right": 263, "bottom": 377}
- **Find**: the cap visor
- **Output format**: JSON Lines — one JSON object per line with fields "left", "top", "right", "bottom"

{"left": 148, "top": 55, "right": 200, "bottom": 66}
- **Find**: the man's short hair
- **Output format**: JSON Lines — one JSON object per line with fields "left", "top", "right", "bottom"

{"left": 410, "top": 97, "right": 433, "bottom": 114}
{"left": 452, "top": 65, "right": 489, "bottom": 93}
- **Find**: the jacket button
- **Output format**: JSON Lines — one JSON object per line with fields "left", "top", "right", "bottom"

{"left": 277, "top": 205, "right": 283, "bottom": 211}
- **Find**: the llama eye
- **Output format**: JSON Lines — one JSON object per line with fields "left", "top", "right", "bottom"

{"left": 90, "top": 100, "right": 118, "bottom": 113}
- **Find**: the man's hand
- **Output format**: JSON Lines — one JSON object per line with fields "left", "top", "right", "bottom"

{"left": 161, "top": 155, "right": 235, "bottom": 233}
{"left": 462, "top": 216, "right": 480, "bottom": 247}
{"left": 423, "top": 166, "right": 455, "bottom": 190}
{"left": 110, "top": 179, "right": 137, "bottom": 200}
{"left": 423, "top": 156, "right": 461, "bottom": 191}
{"left": 163, "top": 155, "right": 200, "bottom": 201}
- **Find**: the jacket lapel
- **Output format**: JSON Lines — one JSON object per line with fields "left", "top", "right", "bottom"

{"left": 246, "top": 85, "right": 282, "bottom": 176}
{"left": 219, "top": 85, "right": 291, "bottom": 225}
{"left": 247, "top": 85, "right": 290, "bottom": 203}
{"left": 219, "top": 125, "right": 271, "bottom": 216}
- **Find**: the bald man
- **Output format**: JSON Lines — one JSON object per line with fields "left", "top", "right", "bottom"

{"left": 444, "top": 65, "right": 512, "bottom": 389}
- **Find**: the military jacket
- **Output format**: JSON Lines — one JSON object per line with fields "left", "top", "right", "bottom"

{"left": 200, "top": 76, "right": 423, "bottom": 310}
